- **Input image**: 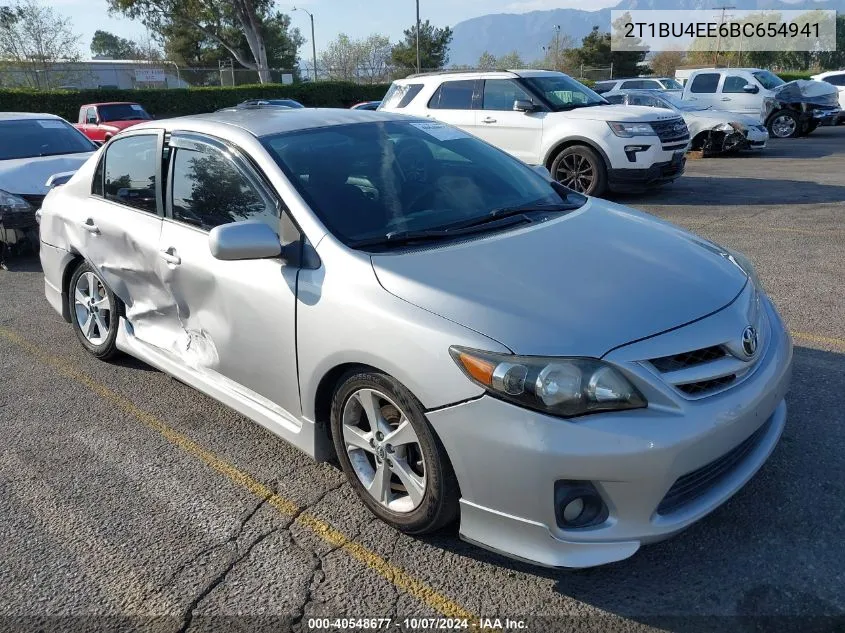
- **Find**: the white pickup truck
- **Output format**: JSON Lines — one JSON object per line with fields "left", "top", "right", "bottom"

{"left": 680, "top": 68, "right": 841, "bottom": 138}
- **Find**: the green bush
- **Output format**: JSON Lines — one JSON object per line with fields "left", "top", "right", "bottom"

{"left": 0, "top": 82, "right": 390, "bottom": 122}
{"left": 776, "top": 71, "right": 814, "bottom": 82}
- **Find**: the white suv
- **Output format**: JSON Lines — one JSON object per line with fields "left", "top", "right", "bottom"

{"left": 379, "top": 70, "right": 689, "bottom": 196}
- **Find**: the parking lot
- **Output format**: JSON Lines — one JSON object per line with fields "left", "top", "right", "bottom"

{"left": 1, "top": 126, "right": 843, "bottom": 632}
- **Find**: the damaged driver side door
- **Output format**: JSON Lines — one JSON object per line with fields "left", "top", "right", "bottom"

{"left": 155, "top": 132, "right": 302, "bottom": 425}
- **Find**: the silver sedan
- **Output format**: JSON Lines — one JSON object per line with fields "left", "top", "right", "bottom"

{"left": 39, "top": 108, "right": 792, "bottom": 568}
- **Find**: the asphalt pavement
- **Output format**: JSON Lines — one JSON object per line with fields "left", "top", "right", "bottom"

{"left": 1, "top": 127, "right": 843, "bottom": 633}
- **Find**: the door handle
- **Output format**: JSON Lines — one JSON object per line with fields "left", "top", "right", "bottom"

{"left": 81, "top": 219, "right": 100, "bottom": 234}
{"left": 481, "top": 117, "right": 497, "bottom": 124}
{"left": 159, "top": 248, "right": 181, "bottom": 265}
{"left": 721, "top": 97, "right": 731, "bottom": 101}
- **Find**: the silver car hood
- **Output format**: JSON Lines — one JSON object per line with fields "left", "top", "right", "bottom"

{"left": 371, "top": 200, "right": 748, "bottom": 357}
{"left": 0, "top": 153, "right": 93, "bottom": 195}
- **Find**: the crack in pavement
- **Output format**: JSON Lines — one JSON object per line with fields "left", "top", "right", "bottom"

{"left": 162, "top": 481, "right": 279, "bottom": 593}
{"left": 177, "top": 525, "right": 281, "bottom": 633}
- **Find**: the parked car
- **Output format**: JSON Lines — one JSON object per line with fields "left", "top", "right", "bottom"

{"left": 681, "top": 68, "right": 841, "bottom": 138}
{"left": 603, "top": 90, "right": 768, "bottom": 155}
{"left": 350, "top": 101, "right": 382, "bottom": 111}
{"left": 0, "top": 112, "right": 95, "bottom": 268}
{"left": 39, "top": 108, "right": 792, "bottom": 569}
{"left": 240, "top": 99, "right": 305, "bottom": 109}
{"left": 379, "top": 70, "right": 689, "bottom": 196}
{"left": 593, "top": 77, "right": 683, "bottom": 95}
{"left": 809, "top": 70, "right": 845, "bottom": 123}
{"left": 74, "top": 102, "right": 153, "bottom": 144}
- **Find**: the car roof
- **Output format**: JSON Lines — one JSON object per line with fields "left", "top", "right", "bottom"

{"left": 0, "top": 112, "right": 64, "bottom": 121}
{"left": 129, "top": 107, "right": 416, "bottom": 138}
{"left": 397, "top": 69, "right": 571, "bottom": 82}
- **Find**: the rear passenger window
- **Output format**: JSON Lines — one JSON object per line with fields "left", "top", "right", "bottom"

{"left": 823, "top": 74, "right": 845, "bottom": 87}
{"left": 382, "top": 83, "right": 424, "bottom": 109}
{"left": 722, "top": 76, "right": 748, "bottom": 93}
{"left": 689, "top": 73, "right": 720, "bottom": 93}
{"left": 103, "top": 135, "right": 159, "bottom": 214}
{"left": 170, "top": 145, "right": 277, "bottom": 231}
{"left": 428, "top": 80, "right": 476, "bottom": 110}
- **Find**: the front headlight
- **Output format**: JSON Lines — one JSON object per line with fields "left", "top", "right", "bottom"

{"left": 607, "top": 121, "right": 656, "bottom": 137}
{"left": 0, "top": 189, "right": 32, "bottom": 213}
{"left": 449, "top": 346, "right": 647, "bottom": 418}
{"left": 715, "top": 121, "right": 746, "bottom": 133}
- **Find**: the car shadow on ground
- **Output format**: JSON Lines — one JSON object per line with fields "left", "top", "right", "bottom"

{"left": 424, "top": 346, "right": 845, "bottom": 629}
{"left": 610, "top": 177, "right": 845, "bottom": 206}
{"left": 0, "top": 252, "right": 41, "bottom": 272}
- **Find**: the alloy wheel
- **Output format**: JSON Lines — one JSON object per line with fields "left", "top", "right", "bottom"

{"left": 556, "top": 152, "right": 595, "bottom": 193}
{"left": 73, "top": 271, "right": 112, "bottom": 346}
{"left": 341, "top": 388, "right": 427, "bottom": 513}
{"left": 771, "top": 114, "right": 797, "bottom": 138}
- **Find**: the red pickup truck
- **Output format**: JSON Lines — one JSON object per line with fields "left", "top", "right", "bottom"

{"left": 73, "top": 102, "right": 152, "bottom": 144}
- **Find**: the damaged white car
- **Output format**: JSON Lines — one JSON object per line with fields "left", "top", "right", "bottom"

{"left": 0, "top": 113, "right": 95, "bottom": 268}
{"left": 603, "top": 90, "right": 768, "bottom": 156}
{"left": 39, "top": 109, "right": 792, "bottom": 569}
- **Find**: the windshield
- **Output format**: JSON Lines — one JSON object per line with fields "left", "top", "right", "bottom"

{"left": 98, "top": 103, "right": 151, "bottom": 121}
{"left": 0, "top": 119, "right": 95, "bottom": 160}
{"left": 657, "top": 93, "right": 699, "bottom": 111}
{"left": 521, "top": 74, "right": 608, "bottom": 110}
{"left": 752, "top": 70, "right": 785, "bottom": 90}
{"left": 262, "top": 120, "right": 585, "bottom": 248}
{"left": 661, "top": 78, "right": 683, "bottom": 90}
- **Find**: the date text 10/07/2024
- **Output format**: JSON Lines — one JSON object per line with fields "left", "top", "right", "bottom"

{"left": 307, "top": 617, "right": 528, "bottom": 630}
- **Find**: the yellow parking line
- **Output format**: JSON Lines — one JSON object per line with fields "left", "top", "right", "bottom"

{"left": 791, "top": 331, "right": 845, "bottom": 349}
{"left": 0, "top": 326, "right": 476, "bottom": 621}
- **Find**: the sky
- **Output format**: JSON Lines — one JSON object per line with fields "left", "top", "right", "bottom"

{"left": 54, "top": 0, "right": 622, "bottom": 61}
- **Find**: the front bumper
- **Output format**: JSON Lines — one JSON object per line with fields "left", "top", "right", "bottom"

{"left": 607, "top": 152, "right": 686, "bottom": 192}
{"left": 427, "top": 297, "right": 793, "bottom": 568}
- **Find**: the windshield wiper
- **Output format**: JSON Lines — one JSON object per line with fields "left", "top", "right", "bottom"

{"left": 349, "top": 214, "right": 532, "bottom": 249}
{"left": 38, "top": 150, "right": 91, "bottom": 157}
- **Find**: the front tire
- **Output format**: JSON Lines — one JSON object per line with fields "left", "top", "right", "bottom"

{"left": 550, "top": 145, "right": 607, "bottom": 197}
{"left": 767, "top": 111, "right": 800, "bottom": 138}
{"left": 67, "top": 261, "right": 122, "bottom": 360}
{"left": 330, "top": 370, "right": 459, "bottom": 534}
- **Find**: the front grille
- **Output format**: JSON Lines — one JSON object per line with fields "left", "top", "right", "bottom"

{"left": 676, "top": 374, "right": 736, "bottom": 396}
{"left": 651, "top": 118, "right": 690, "bottom": 144}
{"left": 657, "top": 418, "right": 771, "bottom": 515}
{"left": 650, "top": 345, "right": 727, "bottom": 373}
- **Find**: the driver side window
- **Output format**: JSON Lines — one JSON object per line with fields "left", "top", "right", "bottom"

{"left": 482, "top": 79, "right": 534, "bottom": 111}
{"left": 722, "top": 76, "right": 749, "bottom": 93}
{"left": 170, "top": 145, "right": 278, "bottom": 231}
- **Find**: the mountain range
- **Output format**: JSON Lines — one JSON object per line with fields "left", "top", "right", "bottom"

{"left": 448, "top": 0, "right": 845, "bottom": 66}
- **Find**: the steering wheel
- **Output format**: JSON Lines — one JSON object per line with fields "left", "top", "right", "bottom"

{"left": 403, "top": 182, "right": 456, "bottom": 214}
{"left": 395, "top": 138, "right": 434, "bottom": 185}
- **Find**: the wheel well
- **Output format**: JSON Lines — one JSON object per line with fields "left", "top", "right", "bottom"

{"left": 313, "top": 362, "right": 373, "bottom": 449}
{"left": 544, "top": 139, "right": 608, "bottom": 171}
{"left": 60, "top": 253, "right": 84, "bottom": 322}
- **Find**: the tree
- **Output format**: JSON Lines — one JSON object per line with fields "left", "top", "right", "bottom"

{"left": 649, "top": 51, "right": 684, "bottom": 77}
{"left": 319, "top": 34, "right": 359, "bottom": 81}
{"left": 540, "top": 31, "right": 576, "bottom": 73}
{"left": 106, "top": 0, "right": 302, "bottom": 83}
{"left": 358, "top": 34, "right": 392, "bottom": 83}
{"left": 0, "top": 0, "right": 81, "bottom": 88}
{"left": 575, "top": 20, "right": 648, "bottom": 79}
{"left": 391, "top": 20, "right": 452, "bottom": 72}
{"left": 496, "top": 51, "right": 524, "bottom": 70}
{"left": 477, "top": 51, "right": 496, "bottom": 70}
{"left": 91, "top": 29, "right": 160, "bottom": 60}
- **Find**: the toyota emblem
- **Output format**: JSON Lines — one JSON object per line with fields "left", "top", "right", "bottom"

{"left": 741, "top": 326, "right": 758, "bottom": 357}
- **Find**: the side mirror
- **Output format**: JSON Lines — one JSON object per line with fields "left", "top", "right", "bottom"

{"left": 209, "top": 221, "right": 282, "bottom": 261}
{"left": 513, "top": 99, "right": 536, "bottom": 113}
{"left": 743, "top": 84, "right": 759, "bottom": 94}
{"left": 45, "top": 171, "right": 77, "bottom": 188}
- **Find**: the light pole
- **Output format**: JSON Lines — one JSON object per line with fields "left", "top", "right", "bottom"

{"left": 415, "top": 0, "right": 421, "bottom": 74}
{"left": 293, "top": 6, "right": 317, "bottom": 82}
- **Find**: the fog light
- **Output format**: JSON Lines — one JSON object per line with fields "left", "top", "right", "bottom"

{"left": 624, "top": 144, "right": 651, "bottom": 162}
{"left": 554, "top": 480, "right": 608, "bottom": 529}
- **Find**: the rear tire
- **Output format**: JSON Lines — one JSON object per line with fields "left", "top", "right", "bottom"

{"left": 67, "top": 261, "right": 122, "bottom": 360}
{"left": 550, "top": 145, "right": 608, "bottom": 197}
{"left": 330, "top": 370, "right": 459, "bottom": 535}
